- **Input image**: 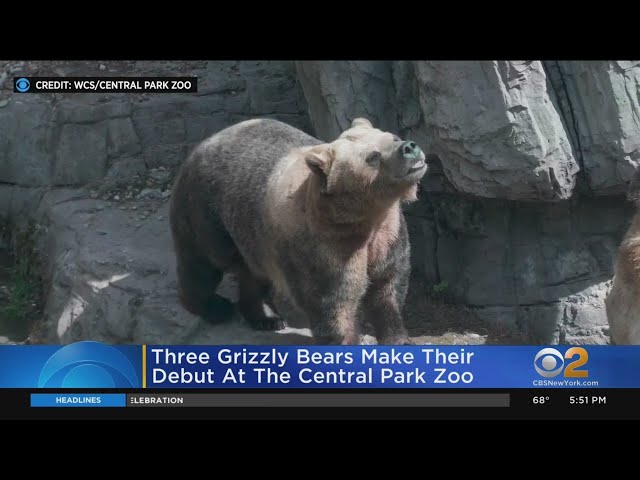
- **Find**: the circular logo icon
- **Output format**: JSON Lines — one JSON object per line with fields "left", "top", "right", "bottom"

{"left": 534, "top": 347, "right": 564, "bottom": 378}
{"left": 38, "top": 341, "right": 139, "bottom": 388}
{"left": 15, "top": 78, "right": 31, "bottom": 93}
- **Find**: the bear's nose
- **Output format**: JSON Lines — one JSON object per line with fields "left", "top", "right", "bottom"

{"left": 400, "top": 141, "right": 421, "bottom": 159}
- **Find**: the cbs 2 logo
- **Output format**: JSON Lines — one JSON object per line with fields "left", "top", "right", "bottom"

{"left": 534, "top": 347, "right": 588, "bottom": 378}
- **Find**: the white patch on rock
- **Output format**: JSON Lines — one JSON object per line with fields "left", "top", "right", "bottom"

{"left": 86, "top": 273, "right": 130, "bottom": 293}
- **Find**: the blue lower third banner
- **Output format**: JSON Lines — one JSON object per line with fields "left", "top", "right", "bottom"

{"left": 1, "top": 342, "right": 639, "bottom": 389}
{"left": 145, "top": 345, "right": 639, "bottom": 389}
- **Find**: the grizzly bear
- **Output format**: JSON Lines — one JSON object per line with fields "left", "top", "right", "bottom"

{"left": 169, "top": 118, "right": 428, "bottom": 344}
{"left": 606, "top": 169, "right": 640, "bottom": 345}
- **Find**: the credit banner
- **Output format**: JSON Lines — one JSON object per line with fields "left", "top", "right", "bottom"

{"left": 13, "top": 77, "right": 197, "bottom": 93}
{"left": 0, "top": 342, "right": 638, "bottom": 389}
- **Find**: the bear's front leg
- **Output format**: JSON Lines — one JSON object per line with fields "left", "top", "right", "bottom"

{"left": 302, "top": 296, "right": 362, "bottom": 345}
{"left": 363, "top": 274, "right": 411, "bottom": 345}
{"left": 281, "top": 249, "right": 368, "bottom": 344}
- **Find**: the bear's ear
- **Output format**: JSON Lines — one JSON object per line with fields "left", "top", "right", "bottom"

{"left": 351, "top": 118, "right": 373, "bottom": 129}
{"left": 305, "top": 145, "right": 334, "bottom": 177}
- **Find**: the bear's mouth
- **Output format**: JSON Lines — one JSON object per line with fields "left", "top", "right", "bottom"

{"left": 406, "top": 159, "right": 427, "bottom": 176}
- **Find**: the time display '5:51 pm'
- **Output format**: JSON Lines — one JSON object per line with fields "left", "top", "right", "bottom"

{"left": 569, "top": 396, "right": 607, "bottom": 405}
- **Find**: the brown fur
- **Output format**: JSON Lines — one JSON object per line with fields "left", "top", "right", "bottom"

{"left": 616, "top": 234, "right": 640, "bottom": 294}
{"left": 368, "top": 205, "right": 401, "bottom": 267}
{"left": 606, "top": 172, "right": 640, "bottom": 344}
{"left": 170, "top": 117, "right": 427, "bottom": 343}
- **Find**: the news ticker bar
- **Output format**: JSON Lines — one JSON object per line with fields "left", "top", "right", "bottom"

{"left": 13, "top": 77, "right": 197, "bottom": 93}
{"left": 30, "top": 393, "right": 510, "bottom": 408}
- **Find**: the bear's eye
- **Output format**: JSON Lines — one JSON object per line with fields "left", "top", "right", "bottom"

{"left": 366, "top": 151, "right": 382, "bottom": 166}
{"left": 392, "top": 135, "right": 401, "bottom": 142}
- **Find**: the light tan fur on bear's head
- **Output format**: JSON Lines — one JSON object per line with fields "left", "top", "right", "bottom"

{"left": 303, "top": 118, "right": 427, "bottom": 203}
{"left": 291, "top": 118, "right": 427, "bottom": 245}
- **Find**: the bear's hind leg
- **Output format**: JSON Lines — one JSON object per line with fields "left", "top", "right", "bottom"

{"left": 175, "top": 250, "right": 235, "bottom": 324}
{"left": 237, "top": 268, "right": 286, "bottom": 331}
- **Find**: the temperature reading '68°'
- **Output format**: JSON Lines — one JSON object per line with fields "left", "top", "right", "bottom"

{"left": 533, "top": 396, "right": 550, "bottom": 405}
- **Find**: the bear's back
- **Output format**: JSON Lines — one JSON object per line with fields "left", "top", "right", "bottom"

{"left": 174, "top": 119, "right": 321, "bottom": 274}
{"left": 196, "top": 117, "right": 319, "bottom": 208}
{"left": 201, "top": 119, "right": 319, "bottom": 167}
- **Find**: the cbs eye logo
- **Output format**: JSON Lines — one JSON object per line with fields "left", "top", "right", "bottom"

{"left": 14, "top": 78, "right": 31, "bottom": 93}
{"left": 38, "top": 341, "right": 139, "bottom": 388}
{"left": 534, "top": 347, "right": 589, "bottom": 378}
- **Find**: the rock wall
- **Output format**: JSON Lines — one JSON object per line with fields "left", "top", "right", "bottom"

{"left": 296, "top": 61, "right": 640, "bottom": 201}
{"left": 1, "top": 60, "right": 638, "bottom": 345}
{"left": 404, "top": 193, "right": 633, "bottom": 344}
{"left": 0, "top": 61, "right": 310, "bottom": 188}
{"left": 545, "top": 61, "right": 640, "bottom": 196}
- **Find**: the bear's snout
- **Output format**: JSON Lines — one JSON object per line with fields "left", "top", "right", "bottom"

{"left": 392, "top": 140, "right": 427, "bottom": 180}
{"left": 400, "top": 141, "right": 421, "bottom": 159}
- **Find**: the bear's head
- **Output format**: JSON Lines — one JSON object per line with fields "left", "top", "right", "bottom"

{"left": 303, "top": 118, "right": 428, "bottom": 203}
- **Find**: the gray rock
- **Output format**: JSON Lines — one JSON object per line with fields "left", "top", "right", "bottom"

{"left": 548, "top": 61, "right": 640, "bottom": 195}
{"left": 132, "top": 101, "right": 186, "bottom": 146}
{"left": 295, "top": 61, "right": 400, "bottom": 141}
{"left": 0, "top": 98, "right": 54, "bottom": 186}
{"left": 102, "top": 157, "right": 146, "bottom": 188}
{"left": 0, "top": 99, "right": 8, "bottom": 108}
{"left": 296, "top": 60, "right": 582, "bottom": 201}
{"left": 53, "top": 123, "right": 108, "bottom": 185}
{"left": 107, "top": 117, "right": 141, "bottom": 157}
{"left": 149, "top": 169, "right": 171, "bottom": 183}
{"left": 184, "top": 113, "right": 232, "bottom": 143}
{"left": 473, "top": 281, "right": 611, "bottom": 345}
{"left": 180, "top": 90, "right": 249, "bottom": 116}
{"left": 412, "top": 61, "right": 579, "bottom": 201}
{"left": 0, "top": 185, "right": 47, "bottom": 224}
{"left": 240, "top": 61, "right": 305, "bottom": 115}
{"left": 196, "top": 61, "right": 246, "bottom": 95}
{"left": 142, "top": 144, "right": 186, "bottom": 168}
{"left": 54, "top": 97, "right": 131, "bottom": 124}
{"left": 137, "top": 188, "right": 161, "bottom": 200}
{"left": 35, "top": 196, "right": 314, "bottom": 344}
{"left": 0, "top": 185, "right": 12, "bottom": 219}
{"left": 419, "top": 192, "right": 632, "bottom": 343}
